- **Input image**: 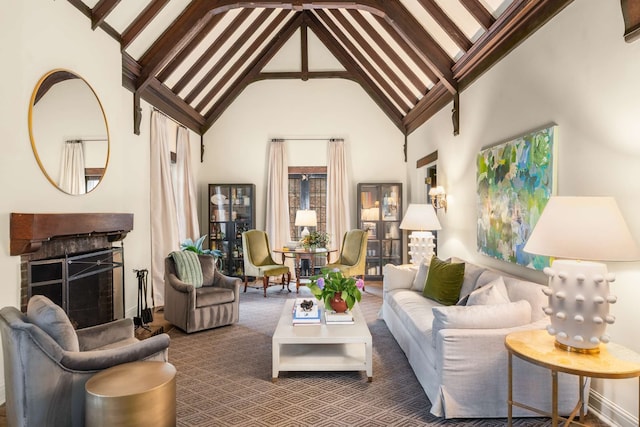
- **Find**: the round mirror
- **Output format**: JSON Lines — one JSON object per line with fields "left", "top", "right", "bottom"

{"left": 28, "top": 69, "right": 110, "bottom": 195}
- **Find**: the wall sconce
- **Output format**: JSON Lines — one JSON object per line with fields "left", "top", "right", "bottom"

{"left": 429, "top": 186, "right": 447, "bottom": 212}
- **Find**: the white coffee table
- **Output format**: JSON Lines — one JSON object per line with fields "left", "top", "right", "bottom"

{"left": 272, "top": 299, "right": 373, "bottom": 382}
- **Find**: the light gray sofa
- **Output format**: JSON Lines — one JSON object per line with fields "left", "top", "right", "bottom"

{"left": 381, "top": 259, "right": 586, "bottom": 419}
{"left": 165, "top": 254, "right": 241, "bottom": 333}
{"left": 0, "top": 295, "right": 170, "bottom": 427}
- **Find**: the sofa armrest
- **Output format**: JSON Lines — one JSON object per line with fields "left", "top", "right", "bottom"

{"left": 432, "top": 319, "right": 582, "bottom": 418}
{"left": 212, "top": 270, "right": 242, "bottom": 301}
{"left": 77, "top": 318, "right": 134, "bottom": 351}
{"left": 435, "top": 318, "right": 549, "bottom": 357}
{"left": 212, "top": 270, "right": 241, "bottom": 290}
{"left": 61, "top": 333, "right": 170, "bottom": 371}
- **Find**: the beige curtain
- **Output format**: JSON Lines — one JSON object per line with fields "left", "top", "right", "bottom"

{"left": 59, "top": 140, "right": 86, "bottom": 195}
{"left": 327, "top": 139, "right": 351, "bottom": 254}
{"left": 150, "top": 111, "right": 180, "bottom": 306}
{"left": 175, "top": 127, "right": 200, "bottom": 242}
{"left": 265, "top": 140, "right": 291, "bottom": 251}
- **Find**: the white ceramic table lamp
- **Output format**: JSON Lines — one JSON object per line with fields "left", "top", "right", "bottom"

{"left": 399, "top": 204, "right": 442, "bottom": 265}
{"left": 524, "top": 197, "right": 640, "bottom": 353}
{"left": 295, "top": 210, "right": 317, "bottom": 239}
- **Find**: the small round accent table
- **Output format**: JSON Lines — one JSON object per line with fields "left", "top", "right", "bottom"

{"left": 85, "top": 361, "right": 177, "bottom": 427}
{"left": 505, "top": 330, "right": 640, "bottom": 427}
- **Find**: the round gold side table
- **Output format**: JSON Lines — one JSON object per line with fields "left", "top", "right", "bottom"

{"left": 85, "top": 361, "right": 177, "bottom": 427}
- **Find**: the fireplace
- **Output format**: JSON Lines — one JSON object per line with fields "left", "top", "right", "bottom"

{"left": 11, "top": 213, "right": 133, "bottom": 328}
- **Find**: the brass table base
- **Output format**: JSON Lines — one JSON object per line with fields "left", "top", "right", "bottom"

{"left": 85, "top": 361, "right": 177, "bottom": 427}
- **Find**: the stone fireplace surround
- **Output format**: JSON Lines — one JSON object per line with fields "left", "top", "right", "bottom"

{"left": 10, "top": 213, "right": 133, "bottom": 325}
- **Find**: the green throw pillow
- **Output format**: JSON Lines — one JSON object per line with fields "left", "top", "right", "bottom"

{"left": 423, "top": 257, "right": 465, "bottom": 306}
{"left": 171, "top": 251, "right": 204, "bottom": 288}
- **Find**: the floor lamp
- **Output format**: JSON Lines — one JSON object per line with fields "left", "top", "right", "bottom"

{"left": 399, "top": 204, "right": 442, "bottom": 265}
{"left": 524, "top": 197, "right": 640, "bottom": 353}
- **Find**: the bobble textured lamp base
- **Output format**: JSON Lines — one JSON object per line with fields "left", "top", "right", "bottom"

{"left": 408, "top": 231, "right": 435, "bottom": 265}
{"left": 543, "top": 259, "right": 616, "bottom": 354}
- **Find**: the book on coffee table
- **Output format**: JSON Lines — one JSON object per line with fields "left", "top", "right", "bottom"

{"left": 325, "top": 310, "right": 354, "bottom": 324}
{"left": 292, "top": 298, "right": 321, "bottom": 325}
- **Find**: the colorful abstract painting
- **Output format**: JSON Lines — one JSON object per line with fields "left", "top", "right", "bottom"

{"left": 477, "top": 126, "right": 557, "bottom": 270}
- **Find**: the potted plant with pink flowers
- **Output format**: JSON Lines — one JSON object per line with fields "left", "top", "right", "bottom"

{"left": 308, "top": 267, "right": 364, "bottom": 313}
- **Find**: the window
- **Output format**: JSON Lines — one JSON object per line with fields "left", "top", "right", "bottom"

{"left": 288, "top": 167, "right": 327, "bottom": 239}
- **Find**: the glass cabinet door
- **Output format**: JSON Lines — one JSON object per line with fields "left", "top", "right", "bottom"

{"left": 209, "top": 183, "right": 255, "bottom": 277}
{"left": 357, "top": 183, "right": 403, "bottom": 279}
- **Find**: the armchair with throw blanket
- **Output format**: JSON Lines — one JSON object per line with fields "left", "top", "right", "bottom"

{"left": 165, "top": 251, "right": 241, "bottom": 333}
{"left": 0, "top": 295, "right": 170, "bottom": 427}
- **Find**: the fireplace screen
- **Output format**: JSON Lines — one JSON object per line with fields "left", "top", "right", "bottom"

{"left": 28, "top": 247, "right": 124, "bottom": 329}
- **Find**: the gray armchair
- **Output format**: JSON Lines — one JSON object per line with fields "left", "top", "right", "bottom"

{"left": 164, "top": 254, "right": 241, "bottom": 333}
{"left": 0, "top": 295, "right": 169, "bottom": 427}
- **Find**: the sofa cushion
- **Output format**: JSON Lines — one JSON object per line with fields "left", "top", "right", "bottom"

{"left": 458, "top": 262, "right": 487, "bottom": 300}
{"left": 431, "top": 300, "right": 532, "bottom": 344}
{"left": 466, "top": 277, "right": 510, "bottom": 306}
{"left": 411, "top": 260, "right": 429, "bottom": 292}
{"left": 383, "top": 264, "right": 416, "bottom": 292}
{"left": 386, "top": 289, "right": 439, "bottom": 368}
{"left": 27, "top": 295, "right": 80, "bottom": 352}
{"left": 195, "top": 287, "right": 235, "bottom": 308}
{"left": 423, "top": 257, "right": 465, "bottom": 306}
{"left": 171, "top": 251, "right": 204, "bottom": 288}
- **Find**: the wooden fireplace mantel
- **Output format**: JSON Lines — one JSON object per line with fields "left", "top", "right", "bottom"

{"left": 10, "top": 213, "right": 134, "bottom": 256}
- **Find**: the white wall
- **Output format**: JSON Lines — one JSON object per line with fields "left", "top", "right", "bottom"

{"left": 407, "top": 1, "right": 640, "bottom": 424}
{"left": 0, "top": 0, "right": 198, "bottom": 401}
{"left": 202, "top": 78, "right": 406, "bottom": 238}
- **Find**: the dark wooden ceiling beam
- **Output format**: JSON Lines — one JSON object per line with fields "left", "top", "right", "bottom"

{"left": 136, "top": 0, "right": 215, "bottom": 92}
{"left": 91, "top": 0, "right": 121, "bottom": 30}
{"left": 403, "top": 82, "right": 452, "bottom": 134}
{"left": 347, "top": 10, "right": 427, "bottom": 95}
{"left": 377, "top": 1, "right": 457, "bottom": 94}
{"left": 122, "top": 53, "right": 205, "bottom": 133}
{"left": 67, "top": 0, "right": 121, "bottom": 41}
{"left": 459, "top": 0, "right": 495, "bottom": 30}
{"left": 305, "top": 12, "right": 404, "bottom": 131}
{"left": 329, "top": 10, "right": 417, "bottom": 105}
{"left": 315, "top": 9, "right": 409, "bottom": 113}
{"left": 203, "top": 13, "right": 305, "bottom": 131}
{"left": 301, "top": 24, "right": 309, "bottom": 80}
{"left": 157, "top": 11, "right": 228, "bottom": 83}
{"left": 196, "top": 10, "right": 288, "bottom": 111}
{"left": 417, "top": 0, "right": 472, "bottom": 52}
{"left": 121, "top": 0, "right": 170, "bottom": 50}
{"left": 453, "top": 0, "right": 573, "bottom": 88}
{"left": 255, "top": 71, "right": 352, "bottom": 80}
{"left": 171, "top": 10, "right": 252, "bottom": 95}
{"left": 621, "top": 0, "right": 640, "bottom": 43}
{"left": 372, "top": 14, "right": 439, "bottom": 85}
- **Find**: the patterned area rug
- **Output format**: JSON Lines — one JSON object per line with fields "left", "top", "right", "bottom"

{"left": 168, "top": 283, "right": 605, "bottom": 427}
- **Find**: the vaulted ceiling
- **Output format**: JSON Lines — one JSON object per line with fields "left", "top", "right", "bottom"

{"left": 68, "top": 0, "right": 574, "bottom": 136}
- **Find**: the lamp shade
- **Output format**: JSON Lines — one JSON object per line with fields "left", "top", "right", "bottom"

{"left": 524, "top": 196, "right": 640, "bottom": 261}
{"left": 399, "top": 204, "right": 442, "bottom": 231}
{"left": 294, "top": 210, "right": 317, "bottom": 227}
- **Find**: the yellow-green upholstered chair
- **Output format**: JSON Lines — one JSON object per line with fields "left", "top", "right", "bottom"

{"left": 326, "top": 229, "right": 368, "bottom": 290}
{"left": 242, "top": 230, "right": 291, "bottom": 297}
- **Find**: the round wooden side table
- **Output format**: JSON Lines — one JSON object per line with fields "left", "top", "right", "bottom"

{"left": 85, "top": 361, "right": 177, "bottom": 427}
{"left": 505, "top": 329, "right": 640, "bottom": 427}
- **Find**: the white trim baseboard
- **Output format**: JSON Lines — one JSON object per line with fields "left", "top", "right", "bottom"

{"left": 590, "top": 389, "right": 637, "bottom": 427}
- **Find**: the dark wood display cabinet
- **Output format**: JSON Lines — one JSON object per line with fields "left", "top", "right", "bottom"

{"left": 208, "top": 184, "right": 255, "bottom": 277}
{"left": 357, "top": 183, "right": 403, "bottom": 280}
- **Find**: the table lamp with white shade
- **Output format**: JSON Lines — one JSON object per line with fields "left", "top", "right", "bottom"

{"left": 524, "top": 196, "right": 640, "bottom": 353}
{"left": 295, "top": 210, "right": 317, "bottom": 239}
{"left": 399, "top": 204, "right": 442, "bottom": 265}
